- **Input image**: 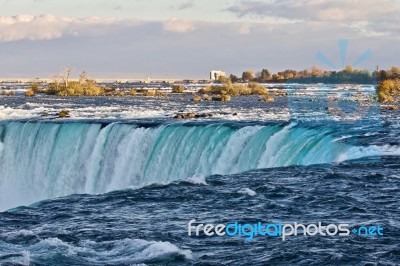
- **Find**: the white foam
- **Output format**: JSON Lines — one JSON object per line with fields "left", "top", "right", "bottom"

{"left": 333, "top": 135, "right": 352, "bottom": 142}
{"left": 135, "top": 241, "right": 193, "bottom": 261}
{"left": 185, "top": 175, "right": 208, "bottom": 185}
{"left": 336, "top": 144, "right": 400, "bottom": 163}
{"left": 1, "top": 229, "right": 35, "bottom": 240}
{"left": 363, "top": 132, "right": 379, "bottom": 137}
{"left": 336, "top": 146, "right": 380, "bottom": 162}
{"left": 81, "top": 238, "right": 193, "bottom": 263}
{"left": 0, "top": 237, "right": 192, "bottom": 264}
{"left": 2, "top": 251, "right": 31, "bottom": 266}
{"left": 38, "top": 237, "right": 78, "bottom": 256}
{"left": 0, "top": 106, "right": 38, "bottom": 120}
{"left": 238, "top": 188, "right": 257, "bottom": 197}
{"left": 377, "top": 144, "right": 400, "bottom": 156}
{"left": 390, "top": 174, "right": 400, "bottom": 179}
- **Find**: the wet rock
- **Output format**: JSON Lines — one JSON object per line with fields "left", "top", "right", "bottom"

{"left": 212, "top": 95, "right": 231, "bottom": 102}
{"left": 174, "top": 112, "right": 213, "bottom": 119}
{"left": 260, "top": 96, "right": 275, "bottom": 102}
{"left": 57, "top": 110, "right": 70, "bottom": 118}
{"left": 174, "top": 114, "right": 185, "bottom": 119}
{"left": 202, "top": 94, "right": 212, "bottom": 101}
{"left": 187, "top": 113, "right": 196, "bottom": 119}
{"left": 386, "top": 106, "right": 399, "bottom": 110}
{"left": 191, "top": 96, "right": 202, "bottom": 102}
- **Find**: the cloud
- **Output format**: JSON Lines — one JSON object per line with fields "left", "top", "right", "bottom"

{"left": 175, "top": 1, "right": 195, "bottom": 10}
{"left": 225, "top": 0, "right": 400, "bottom": 37}
{"left": 236, "top": 22, "right": 252, "bottom": 35}
{"left": 0, "top": 12, "right": 398, "bottom": 78}
{"left": 0, "top": 14, "right": 138, "bottom": 42}
{"left": 226, "top": 0, "right": 400, "bottom": 22}
{"left": 163, "top": 18, "right": 196, "bottom": 33}
{"left": 0, "top": 14, "right": 200, "bottom": 41}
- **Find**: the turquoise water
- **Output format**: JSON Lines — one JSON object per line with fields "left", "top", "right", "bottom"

{"left": 0, "top": 121, "right": 388, "bottom": 210}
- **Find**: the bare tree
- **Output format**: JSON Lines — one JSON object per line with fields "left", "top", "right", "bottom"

{"left": 51, "top": 75, "right": 62, "bottom": 89}
{"left": 60, "top": 65, "right": 72, "bottom": 88}
{"left": 79, "top": 71, "right": 88, "bottom": 85}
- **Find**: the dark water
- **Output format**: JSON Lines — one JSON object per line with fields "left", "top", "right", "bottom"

{"left": 0, "top": 158, "right": 399, "bottom": 265}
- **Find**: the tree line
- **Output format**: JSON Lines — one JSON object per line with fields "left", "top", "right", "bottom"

{"left": 228, "top": 66, "right": 400, "bottom": 84}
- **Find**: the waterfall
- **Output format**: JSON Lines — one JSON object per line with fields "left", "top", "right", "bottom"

{"left": 0, "top": 121, "right": 384, "bottom": 210}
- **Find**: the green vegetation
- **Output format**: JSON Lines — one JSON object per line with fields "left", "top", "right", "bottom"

{"left": 229, "top": 65, "right": 377, "bottom": 84}
{"left": 44, "top": 68, "right": 106, "bottom": 96}
{"left": 1, "top": 89, "right": 15, "bottom": 96}
{"left": 292, "top": 66, "right": 375, "bottom": 84}
{"left": 192, "top": 77, "right": 270, "bottom": 102}
{"left": 375, "top": 67, "right": 400, "bottom": 103}
{"left": 241, "top": 71, "right": 255, "bottom": 82}
{"left": 212, "top": 95, "right": 231, "bottom": 102}
{"left": 228, "top": 65, "right": 399, "bottom": 104}
{"left": 16, "top": 65, "right": 399, "bottom": 106}
{"left": 199, "top": 78, "right": 268, "bottom": 96}
{"left": 48, "top": 80, "right": 105, "bottom": 96}
{"left": 172, "top": 85, "right": 186, "bottom": 93}
{"left": 247, "top": 82, "right": 268, "bottom": 95}
{"left": 57, "top": 110, "right": 70, "bottom": 118}
{"left": 25, "top": 88, "right": 36, "bottom": 97}
{"left": 376, "top": 66, "right": 400, "bottom": 81}
{"left": 191, "top": 95, "right": 202, "bottom": 102}
{"left": 142, "top": 89, "right": 157, "bottom": 97}
{"left": 377, "top": 79, "right": 400, "bottom": 102}
{"left": 202, "top": 94, "right": 212, "bottom": 101}
{"left": 129, "top": 89, "right": 137, "bottom": 96}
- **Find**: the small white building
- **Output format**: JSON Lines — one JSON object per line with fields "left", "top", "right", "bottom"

{"left": 210, "top": 70, "right": 226, "bottom": 81}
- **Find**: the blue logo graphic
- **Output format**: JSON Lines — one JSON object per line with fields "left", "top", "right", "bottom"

{"left": 352, "top": 226, "right": 384, "bottom": 236}
{"left": 316, "top": 39, "right": 373, "bottom": 69}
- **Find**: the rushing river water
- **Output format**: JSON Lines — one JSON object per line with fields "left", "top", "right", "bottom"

{"left": 0, "top": 84, "right": 399, "bottom": 265}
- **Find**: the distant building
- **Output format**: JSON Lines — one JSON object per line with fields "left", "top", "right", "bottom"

{"left": 210, "top": 70, "right": 226, "bottom": 81}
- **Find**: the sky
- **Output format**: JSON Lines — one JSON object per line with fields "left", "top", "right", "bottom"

{"left": 0, "top": 0, "right": 399, "bottom": 79}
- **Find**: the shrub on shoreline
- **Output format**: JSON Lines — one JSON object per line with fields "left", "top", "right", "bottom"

{"left": 378, "top": 79, "right": 400, "bottom": 102}
{"left": 47, "top": 80, "right": 105, "bottom": 96}
{"left": 199, "top": 79, "right": 268, "bottom": 96}
{"left": 129, "top": 89, "right": 137, "bottom": 96}
{"left": 202, "top": 94, "right": 212, "bottom": 101}
{"left": 248, "top": 82, "right": 268, "bottom": 95}
{"left": 1, "top": 90, "right": 15, "bottom": 96}
{"left": 212, "top": 94, "right": 231, "bottom": 102}
{"left": 191, "top": 95, "right": 202, "bottom": 102}
{"left": 25, "top": 88, "right": 36, "bottom": 97}
{"left": 142, "top": 89, "right": 156, "bottom": 97}
{"left": 172, "top": 85, "right": 186, "bottom": 93}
